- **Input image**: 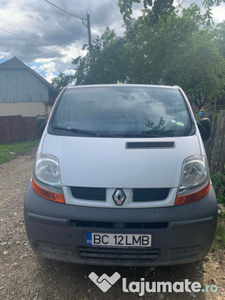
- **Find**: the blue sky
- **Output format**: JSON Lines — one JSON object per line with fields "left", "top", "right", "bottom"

{"left": 0, "top": 0, "right": 225, "bottom": 83}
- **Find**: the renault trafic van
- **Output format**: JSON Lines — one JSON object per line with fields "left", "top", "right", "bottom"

{"left": 24, "top": 84, "right": 217, "bottom": 266}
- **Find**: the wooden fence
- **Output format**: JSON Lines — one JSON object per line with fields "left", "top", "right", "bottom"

{"left": 203, "top": 110, "right": 225, "bottom": 175}
{"left": 0, "top": 115, "right": 37, "bottom": 144}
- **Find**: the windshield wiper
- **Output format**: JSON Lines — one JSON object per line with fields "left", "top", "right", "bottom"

{"left": 54, "top": 126, "right": 99, "bottom": 137}
{"left": 53, "top": 127, "right": 171, "bottom": 138}
{"left": 53, "top": 127, "right": 122, "bottom": 137}
{"left": 141, "top": 131, "right": 175, "bottom": 137}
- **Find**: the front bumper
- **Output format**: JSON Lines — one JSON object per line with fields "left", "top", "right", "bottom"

{"left": 24, "top": 182, "right": 217, "bottom": 266}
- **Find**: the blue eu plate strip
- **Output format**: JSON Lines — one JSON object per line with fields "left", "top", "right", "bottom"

{"left": 86, "top": 232, "right": 92, "bottom": 245}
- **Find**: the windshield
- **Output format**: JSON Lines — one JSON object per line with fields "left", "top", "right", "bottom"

{"left": 50, "top": 86, "right": 192, "bottom": 137}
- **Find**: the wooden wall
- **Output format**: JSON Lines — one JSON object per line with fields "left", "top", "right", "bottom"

{"left": 0, "top": 115, "right": 37, "bottom": 144}
{"left": 0, "top": 69, "right": 49, "bottom": 104}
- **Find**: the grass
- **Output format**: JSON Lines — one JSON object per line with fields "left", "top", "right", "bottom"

{"left": 210, "top": 172, "right": 225, "bottom": 249}
{"left": 212, "top": 215, "right": 225, "bottom": 250}
{"left": 0, "top": 140, "right": 39, "bottom": 164}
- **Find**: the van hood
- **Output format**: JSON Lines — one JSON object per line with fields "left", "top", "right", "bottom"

{"left": 41, "top": 134, "right": 201, "bottom": 188}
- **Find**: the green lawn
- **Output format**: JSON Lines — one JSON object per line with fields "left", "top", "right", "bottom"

{"left": 213, "top": 215, "right": 225, "bottom": 250}
{"left": 0, "top": 140, "right": 39, "bottom": 164}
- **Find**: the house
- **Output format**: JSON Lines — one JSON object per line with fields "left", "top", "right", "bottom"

{"left": 0, "top": 57, "right": 58, "bottom": 117}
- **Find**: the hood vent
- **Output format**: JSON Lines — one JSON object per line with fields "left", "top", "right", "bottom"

{"left": 126, "top": 142, "right": 175, "bottom": 149}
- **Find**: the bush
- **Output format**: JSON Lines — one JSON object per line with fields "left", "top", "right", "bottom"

{"left": 211, "top": 172, "right": 225, "bottom": 205}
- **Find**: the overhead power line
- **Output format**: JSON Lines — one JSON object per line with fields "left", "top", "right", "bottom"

{"left": 28, "top": 27, "right": 86, "bottom": 63}
{"left": 45, "top": 0, "right": 85, "bottom": 21}
{"left": 91, "top": 26, "right": 102, "bottom": 35}
{"left": 0, "top": 27, "right": 38, "bottom": 41}
{"left": 45, "top": 0, "right": 92, "bottom": 49}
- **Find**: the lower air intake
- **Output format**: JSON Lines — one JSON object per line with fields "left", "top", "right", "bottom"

{"left": 78, "top": 246, "right": 160, "bottom": 263}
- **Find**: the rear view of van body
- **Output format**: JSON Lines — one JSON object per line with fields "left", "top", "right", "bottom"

{"left": 24, "top": 85, "right": 217, "bottom": 266}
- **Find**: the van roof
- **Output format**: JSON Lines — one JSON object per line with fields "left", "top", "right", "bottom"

{"left": 66, "top": 84, "right": 180, "bottom": 90}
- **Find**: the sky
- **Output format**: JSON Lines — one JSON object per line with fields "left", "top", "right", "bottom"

{"left": 0, "top": 0, "right": 225, "bottom": 83}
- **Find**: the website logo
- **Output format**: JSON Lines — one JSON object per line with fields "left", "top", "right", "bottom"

{"left": 88, "top": 272, "right": 218, "bottom": 296}
{"left": 88, "top": 272, "right": 121, "bottom": 292}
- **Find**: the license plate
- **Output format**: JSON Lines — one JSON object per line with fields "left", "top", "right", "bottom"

{"left": 86, "top": 232, "right": 152, "bottom": 247}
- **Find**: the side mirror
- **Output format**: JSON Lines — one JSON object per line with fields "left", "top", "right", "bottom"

{"left": 36, "top": 117, "right": 47, "bottom": 138}
{"left": 197, "top": 118, "right": 211, "bottom": 141}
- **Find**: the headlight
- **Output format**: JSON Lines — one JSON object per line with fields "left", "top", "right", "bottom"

{"left": 178, "top": 155, "right": 209, "bottom": 195}
{"left": 32, "top": 154, "right": 65, "bottom": 203}
{"left": 175, "top": 155, "right": 210, "bottom": 205}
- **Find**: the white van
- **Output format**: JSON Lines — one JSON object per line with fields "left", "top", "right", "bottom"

{"left": 24, "top": 84, "right": 217, "bottom": 266}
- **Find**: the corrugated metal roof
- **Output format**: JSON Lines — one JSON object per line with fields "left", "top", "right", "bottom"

{"left": 0, "top": 57, "right": 57, "bottom": 93}
{"left": 0, "top": 57, "right": 27, "bottom": 69}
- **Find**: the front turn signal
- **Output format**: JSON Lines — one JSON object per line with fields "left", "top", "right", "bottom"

{"left": 32, "top": 179, "right": 65, "bottom": 203}
{"left": 175, "top": 182, "right": 210, "bottom": 206}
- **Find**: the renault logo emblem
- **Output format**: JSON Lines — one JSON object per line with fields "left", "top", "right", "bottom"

{"left": 112, "top": 189, "right": 126, "bottom": 206}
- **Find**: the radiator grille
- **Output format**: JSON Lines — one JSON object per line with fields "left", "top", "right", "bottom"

{"left": 70, "top": 187, "right": 106, "bottom": 201}
{"left": 70, "top": 187, "right": 170, "bottom": 202}
{"left": 78, "top": 246, "right": 160, "bottom": 263}
{"left": 71, "top": 220, "right": 168, "bottom": 229}
{"left": 133, "top": 188, "right": 169, "bottom": 202}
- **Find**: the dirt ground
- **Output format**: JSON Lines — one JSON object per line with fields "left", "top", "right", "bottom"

{"left": 0, "top": 150, "right": 224, "bottom": 300}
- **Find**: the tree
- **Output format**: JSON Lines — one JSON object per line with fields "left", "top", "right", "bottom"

{"left": 53, "top": 3, "right": 225, "bottom": 109}
{"left": 72, "top": 28, "right": 128, "bottom": 85}
{"left": 74, "top": 4, "right": 225, "bottom": 107}
{"left": 203, "top": 0, "right": 225, "bottom": 8}
{"left": 51, "top": 72, "right": 74, "bottom": 93}
{"left": 118, "top": 0, "right": 174, "bottom": 22}
{"left": 122, "top": 4, "right": 225, "bottom": 107}
{"left": 216, "top": 21, "right": 225, "bottom": 58}
{"left": 118, "top": 0, "right": 225, "bottom": 21}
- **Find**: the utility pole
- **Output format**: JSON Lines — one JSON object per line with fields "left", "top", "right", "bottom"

{"left": 87, "top": 13, "right": 92, "bottom": 50}
{"left": 45, "top": 1, "right": 92, "bottom": 50}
